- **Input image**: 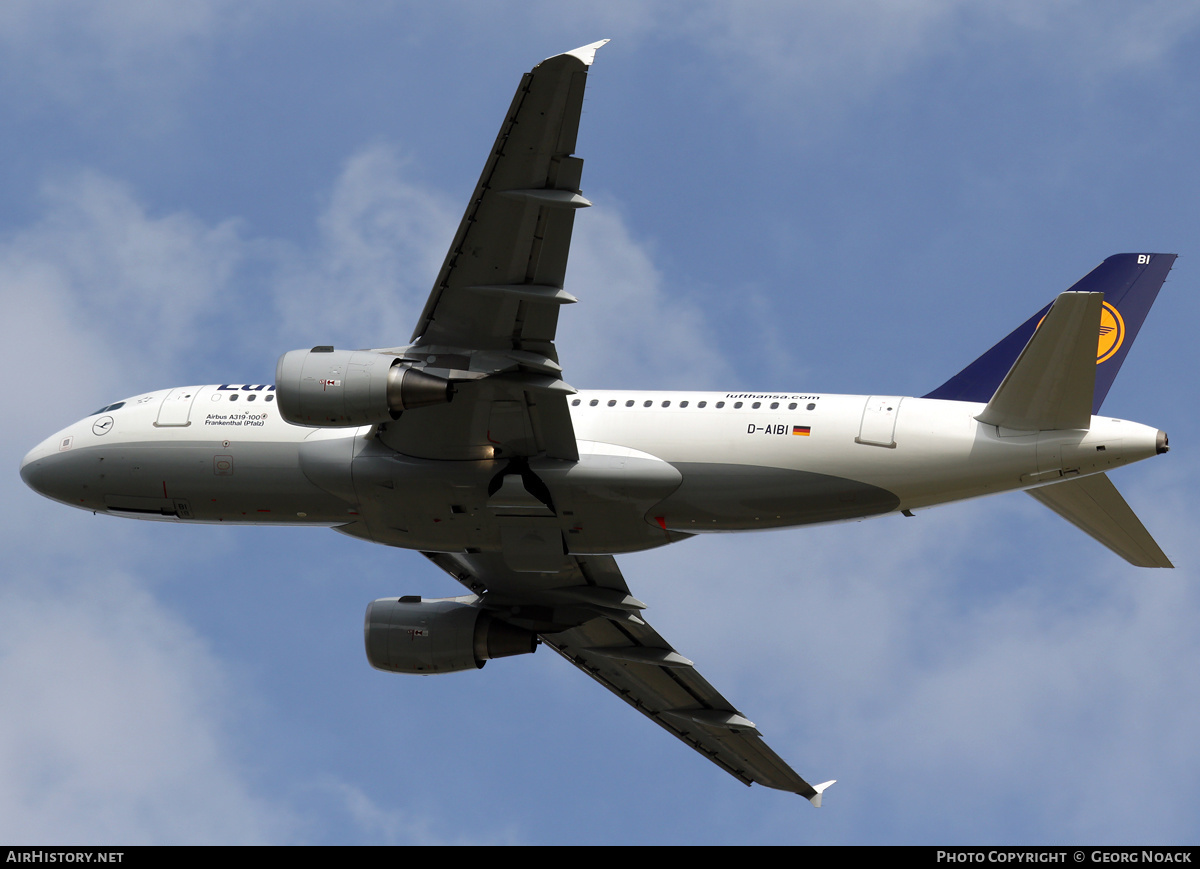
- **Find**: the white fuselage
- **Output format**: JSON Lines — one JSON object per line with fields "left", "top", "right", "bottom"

{"left": 20, "top": 384, "right": 1163, "bottom": 555}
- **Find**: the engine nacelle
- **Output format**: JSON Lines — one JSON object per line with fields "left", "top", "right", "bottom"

{"left": 364, "top": 596, "right": 537, "bottom": 674}
{"left": 275, "top": 346, "right": 452, "bottom": 426}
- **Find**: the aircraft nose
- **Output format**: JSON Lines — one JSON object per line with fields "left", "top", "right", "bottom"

{"left": 20, "top": 434, "right": 80, "bottom": 506}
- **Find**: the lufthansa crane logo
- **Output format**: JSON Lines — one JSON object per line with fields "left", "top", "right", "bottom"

{"left": 1035, "top": 301, "right": 1125, "bottom": 364}
{"left": 1096, "top": 302, "right": 1125, "bottom": 363}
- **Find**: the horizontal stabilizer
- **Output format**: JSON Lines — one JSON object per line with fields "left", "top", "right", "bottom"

{"left": 975, "top": 292, "right": 1101, "bottom": 431}
{"left": 1027, "top": 473, "right": 1173, "bottom": 567}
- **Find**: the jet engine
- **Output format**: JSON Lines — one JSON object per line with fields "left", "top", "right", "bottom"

{"left": 364, "top": 596, "right": 537, "bottom": 674}
{"left": 275, "top": 347, "right": 451, "bottom": 426}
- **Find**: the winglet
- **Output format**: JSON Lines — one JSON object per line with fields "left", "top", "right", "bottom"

{"left": 558, "top": 39, "right": 610, "bottom": 66}
{"left": 808, "top": 779, "right": 837, "bottom": 807}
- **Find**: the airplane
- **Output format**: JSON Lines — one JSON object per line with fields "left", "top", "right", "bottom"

{"left": 19, "top": 40, "right": 1175, "bottom": 806}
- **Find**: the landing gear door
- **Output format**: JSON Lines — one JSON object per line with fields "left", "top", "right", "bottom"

{"left": 156, "top": 388, "right": 197, "bottom": 427}
{"left": 856, "top": 396, "right": 902, "bottom": 448}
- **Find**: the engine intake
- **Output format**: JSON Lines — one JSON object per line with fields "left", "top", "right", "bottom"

{"left": 276, "top": 347, "right": 452, "bottom": 426}
{"left": 364, "top": 596, "right": 537, "bottom": 674}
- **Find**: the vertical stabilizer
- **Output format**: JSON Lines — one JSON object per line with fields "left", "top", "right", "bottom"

{"left": 925, "top": 254, "right": 1175, "bottom": 413}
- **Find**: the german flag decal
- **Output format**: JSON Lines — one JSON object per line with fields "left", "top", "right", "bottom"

{"left": 792, "top": 425, "right": 811, "bottom": 436}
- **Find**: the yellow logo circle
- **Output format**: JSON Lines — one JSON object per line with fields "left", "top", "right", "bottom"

{"left": 1097, "top": 302, "right": 1125, "bottom": 363}
{"left": 1035, "top": 301, "right": 1126, "bottom": 364}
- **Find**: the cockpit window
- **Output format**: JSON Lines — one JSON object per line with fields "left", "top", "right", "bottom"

{"left": 89, "top": 402, "right": 125, "bottom": 416}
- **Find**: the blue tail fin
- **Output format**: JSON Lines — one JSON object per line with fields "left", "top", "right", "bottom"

{"left": 924, "top": 253, "right": 1176, "bottom": 412}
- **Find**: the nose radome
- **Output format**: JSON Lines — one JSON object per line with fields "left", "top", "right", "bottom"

{"left": 22, "top": 445, "right": 55, "bottom": 499}
{"left": 20, "top": 433, "right": 77, "bottom": 505}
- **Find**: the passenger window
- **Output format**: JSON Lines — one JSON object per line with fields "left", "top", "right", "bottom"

{"left": 229, "top": 394, "right": 238, "bottom": 401}
{"left": 734, "top": 401, "right": 743, "bottom": 409}
{"left": 625, "top": 400, "right": 634, "bottom": 407}
{"left": 266, "top": 395, "right": 275, "bottom": 402}
{"left": 643, "top": 400, "right": 652, "bottom": 407}
{"left": 680, "top": 401, "right": 688, "bottom": 408}
{"left": 589, "top": 399, "right": 598, "bottom": 406}
{"left": 770, "top": 402, "right": 779, "bottom": 409}
{"left": 752, "top": 402, "right": 760, "bottom": 409}
{"left": 607, "top": 399, "right": 616, "bottom": 407}
{"left": 662, "top": 401, "right": 670, "bottom": 408}
{"left": 572, "top": 399, "right": 581, "bottom": 406}
{"left": 788, "top": 402, "right": 797, "bottom": 410}
{"left": 247, "top": 394, "right": 257, "bottom": 401}
{"left": 715, "top": 401, "right": 724, "bottom": 408}
{"left": 698, "top": 401, "right": 706, "bottom": 408}
{"left": 807, "top": 403, "right": 816, "bottom": 410}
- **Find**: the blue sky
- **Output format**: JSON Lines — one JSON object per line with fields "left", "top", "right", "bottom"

{"left": 3, "top": 1, "right": 1200, "bottom": 845}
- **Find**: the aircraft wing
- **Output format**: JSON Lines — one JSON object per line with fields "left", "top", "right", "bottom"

{"left": 378, "top": 42, "right": 609, "bottom": 463}
{"left": 380, "top": 41, "right": 832, "bottom": 801}
{"left": 422, "top": 550, "right": 834, "bottom": 803}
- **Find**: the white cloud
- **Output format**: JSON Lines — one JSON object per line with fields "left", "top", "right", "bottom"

{"left": 558, "top": 204, "right": 733, "bottom": 389}
{"left": 0, "top": 1, "right": 252, "bottom": 122}
{"left": 270, "top": 144, "right": 459, "bottom": 351}
{"left": 0, "top": 139, "right": 719, "bottom": 398}
{"left": 984, "top": 1, "right": 1200, "bottom": 70}
{"left": 4, "top": 1, "right": 1197, "bottom": 137}
{"left": 265, "top": 142, "right": 728, "bottom": 387}
{"left": 0, "top": 569, "right": 290, "bottom": 844}
{"left": 673, "top": 1, "right": 1200, "bottom": 121}
{"left": 320, "top": 780, "right": 520, "bottom": 845}
{"left": 0, "top": 171, "right": 246, "bottom": 405}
